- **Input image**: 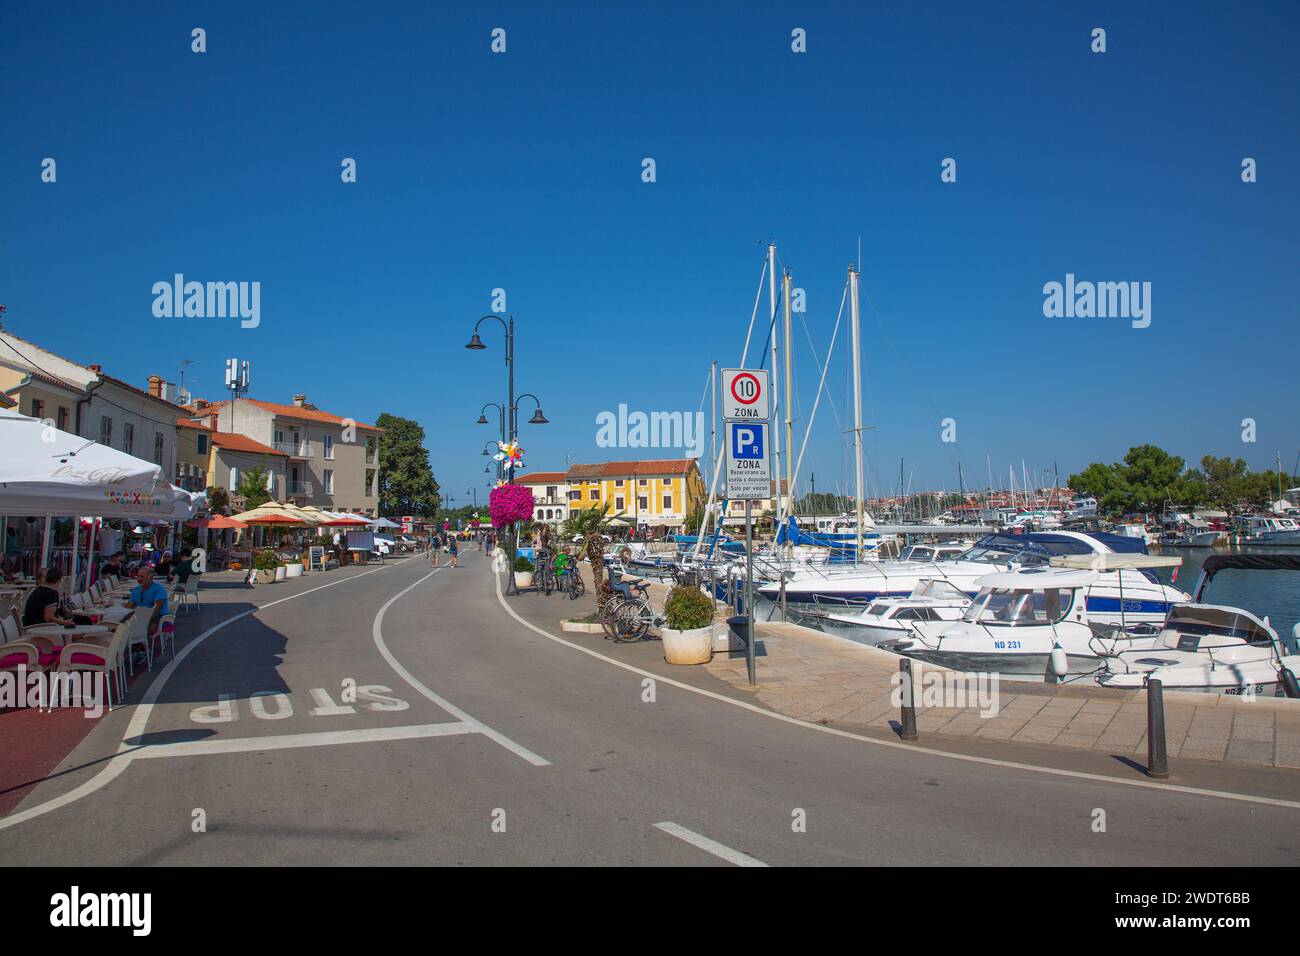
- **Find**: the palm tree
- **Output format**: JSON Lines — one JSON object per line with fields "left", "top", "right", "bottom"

{"left": 561, "top": 503, "right": 623, "bottom": 608}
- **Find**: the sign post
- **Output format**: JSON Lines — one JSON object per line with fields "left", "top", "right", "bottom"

{"left": 722, "top": 369, "right": 770, "bottom": 687}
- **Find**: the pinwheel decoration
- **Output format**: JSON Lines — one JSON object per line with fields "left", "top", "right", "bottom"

{"left": 494, "top": 439, "right": 524, "bottom": 471}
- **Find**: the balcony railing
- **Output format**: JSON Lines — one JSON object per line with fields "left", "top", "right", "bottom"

{"left": 274, "top": 441, "right": 312, "bottom": 457}
{"left": 286, "top": 481, "right": 313, "bottom": 497}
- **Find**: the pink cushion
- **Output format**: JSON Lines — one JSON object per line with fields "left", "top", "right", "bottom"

{"left": 1, "top": 652, "right": 28, "bottom": 667}
{"left": 38, "top": 650, "right": 61, "bottom": 667}
{"left": 68, "top": 652, "right": 106, "bottom": 666}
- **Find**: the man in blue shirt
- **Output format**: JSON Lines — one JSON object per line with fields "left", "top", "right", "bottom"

{"left": 127, "top": 565, "right": 169, "bottom": 636}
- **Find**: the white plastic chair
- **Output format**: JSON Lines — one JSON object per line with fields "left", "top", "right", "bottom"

{"left": 154, "top": 612, "right": 177, "bottom": 660}
{"left": 56, "top": 617, "right": 130, "bottom": 710}
{"left": 172, "top": 577, "right": 199, "bottom": 613}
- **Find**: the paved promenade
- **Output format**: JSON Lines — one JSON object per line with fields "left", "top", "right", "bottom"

{"left": 616, "top": 574, "right": 1300, "bottom": 773}
{"left": 706, "top": 620, "right": 1300, "bottom": 771}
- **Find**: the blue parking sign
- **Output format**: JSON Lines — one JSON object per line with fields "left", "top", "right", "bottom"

{"left": 730, "top": 423, "right": 765, "bottom": 459}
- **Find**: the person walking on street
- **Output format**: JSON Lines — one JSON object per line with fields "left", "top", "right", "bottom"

{"left": 448, "top": 535, "right": 459, "bottom": 568}
{"left": 430, "top": 533, "right": 441, "bottom": 568}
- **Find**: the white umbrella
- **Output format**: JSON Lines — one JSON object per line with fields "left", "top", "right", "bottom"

{"left": 369, "top": 517, "right": 401, "bottom": 529}
{"left": 0, "top": 409, "right": 198, "bottom": 520}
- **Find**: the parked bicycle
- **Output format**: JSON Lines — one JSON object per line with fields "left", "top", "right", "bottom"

{"left": 534, "top": 549, "right": 557, "bottom": 595}
{"left": 599, "top": 570, "right": 663, "bottom": 643}
{"left": 555, "top": 552, "right": 585, "bottom": 599}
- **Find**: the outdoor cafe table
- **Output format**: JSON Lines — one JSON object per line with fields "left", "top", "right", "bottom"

{"left": 24, "top": 623, "right": 113, "bottom": 646}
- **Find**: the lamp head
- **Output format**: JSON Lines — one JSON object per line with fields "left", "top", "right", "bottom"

{"left": 465, "top": 333, "right": 486, "bottom": 350}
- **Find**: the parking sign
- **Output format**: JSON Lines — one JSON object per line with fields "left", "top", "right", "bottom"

{"left": 726, "top": 422, "right": 771, "bottom": 500}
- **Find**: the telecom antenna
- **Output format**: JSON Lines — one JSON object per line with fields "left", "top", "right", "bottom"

{"left": 225, "top": 357, "right": 251, "bottom": 398}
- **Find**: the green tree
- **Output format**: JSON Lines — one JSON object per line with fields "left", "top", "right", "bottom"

{"left": 234, "top": 463, "right": 272, "bottom": 510}
{"left": 375, "top": 413, "right": 440, "bottom": 517}
{"left": 562, "top": 503, "right": 623, "bottom": 608}
{"left": 206, "top": 485, "right": 230, "bottom": 515}
{"left": 683, "top": 502, "right": 705, "bottom": 535}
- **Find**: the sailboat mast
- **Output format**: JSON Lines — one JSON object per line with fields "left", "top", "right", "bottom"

{"left": 783, "top": 268, "right": 793, "bottom": 542}
{"left": 768, "top": 243, "right": 781, "bottom": 534}
{"left": 710, "top": 361, "right": 717, "bottom": 489}
{"left": 849, "top": 264, "right": 864, "bottom": 562}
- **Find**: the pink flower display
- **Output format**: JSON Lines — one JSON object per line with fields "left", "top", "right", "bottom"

{"left": 489, "top": 483, "right": 534, "bottom": 528}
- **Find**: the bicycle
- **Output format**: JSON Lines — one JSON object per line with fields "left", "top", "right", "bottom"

{"left": 556, "top": 557, "right": 585, "bottom": 599}
{"left": 534, "top": 550, "right": 556, "bottom": 595}
{"left": 600, "top": 571, "right": 660, "bottom": 643}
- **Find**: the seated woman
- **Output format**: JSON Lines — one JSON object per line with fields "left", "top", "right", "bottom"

{"left": 22, "top": 566, "right": 75, "bottom": 627}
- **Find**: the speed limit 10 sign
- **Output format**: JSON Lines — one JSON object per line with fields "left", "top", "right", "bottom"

{"left": 721, "top": 368, "right": 770, "bottom": 421}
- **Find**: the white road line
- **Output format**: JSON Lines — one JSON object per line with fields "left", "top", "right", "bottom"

{"left": 133, "top": 722, "right": 477, "bottom": 758}
{"left": 0, "top": 563, "right": 394, "bottom": 831}
{"left": 491, "top": 568, "right": 1300, "bottom": 811}
{"left": 653, "top": 822, "right": 770, "bottom": 867}
{"left": 371, "top": 566, "right": 551, "bottom": 767}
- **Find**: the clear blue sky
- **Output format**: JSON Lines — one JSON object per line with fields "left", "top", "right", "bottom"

{"left": 2, "top": 1, "right": 1296, "bottom": 506}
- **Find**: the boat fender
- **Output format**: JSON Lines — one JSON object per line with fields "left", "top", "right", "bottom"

{"left": 1048, "top": 644, "right": 1069, "bottom": 678}
{"left": 1279, "top": 666, "right": 1300, "bottom": 700}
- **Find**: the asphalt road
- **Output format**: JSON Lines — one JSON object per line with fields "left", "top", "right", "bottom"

{"left": 2, "top": 548, "right": 1297, "bottom": 866}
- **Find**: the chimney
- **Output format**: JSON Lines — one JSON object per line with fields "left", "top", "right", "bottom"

{"left": 88, "top": 364, "right": 102, "bottom": 375}
{"left": 147, "top": 375, "right": 164, "bottom": 398}
{"left": 193, "top": 398, "right": 209, "bottom": 410}
{"left": 292, "top": 394, "right": 307, "bottom": 407}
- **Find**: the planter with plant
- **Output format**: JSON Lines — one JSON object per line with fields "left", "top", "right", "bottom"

{"left": 513, "top": 556, "right": 535, "bottom": 588}
{"left": 659, "top": 584, "right": 715, "bottom": 664}
{"left": 252, "top": 550, "right": 282, "bottom": 585}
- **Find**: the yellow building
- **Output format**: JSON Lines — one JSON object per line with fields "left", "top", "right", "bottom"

{"left": 563, "top": 459, "right": 704, "bottom": 534}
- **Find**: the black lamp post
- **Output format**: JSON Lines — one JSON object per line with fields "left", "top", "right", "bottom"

{"left": 467, "top": 314, "right": 550, "bottom": 593}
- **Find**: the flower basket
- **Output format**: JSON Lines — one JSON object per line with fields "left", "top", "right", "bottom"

{"left": 489, "top": 484, "right": 535, "bottom": 528}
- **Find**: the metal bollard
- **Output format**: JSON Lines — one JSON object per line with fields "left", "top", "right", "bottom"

{"left": 1146, "top": 677, "right": 1169, "bottom": 779}
{"left": 899, "top": 659, "right": 919, "bottom": 741}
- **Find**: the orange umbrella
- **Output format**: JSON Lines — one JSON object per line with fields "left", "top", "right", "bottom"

{"left": 186, "top": 515, "right": 248, "bottom": 529}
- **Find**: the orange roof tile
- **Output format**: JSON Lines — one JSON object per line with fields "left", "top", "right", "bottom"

{"left": 181, "top": 398, "right": 382, "bottom": 431}
{"left": 210, "top": 432, "right": 287, "bottom": 456}
{"left": 518, "top": 471, "right": 567, "bottom": 483}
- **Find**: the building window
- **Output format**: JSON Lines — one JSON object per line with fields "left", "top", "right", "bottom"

{"left": 364, "top": 469, "right": 374, "bottom": 497}
{"left": 546, "top": 486, "right": 557, "bottom": 499}
{"left": 663, "top": 494, "right": 673, "bottom": 510}
{"left": 324, "top": 435, "right": 334, "bottom": 460}
{"left": 615, "top": 496, "right": 625, "bottom": 510}
{"left": 230, "top": 466, "right": 238, "bottom": 488}
{"left": 56, "top": 406, "right": 69, "bottom": 430}
{"left": 638, "top": 478, "right": 647, "bottom": 486}
{"left": 615, "top": 479, "right": 624, "bottom": 487}
{"left": 323, "top": 469, "right": 334, "bottom": 494}
{"left": 154, "top": 431, "right": 165, "bottom": 465}
{"left": 29, "top": 399, "right": 43, "bottom": 419}
{"left": 366, "top": 437, "right": 376, "bottom": 464}
{"left": 122, "top": 422, "right": 134, "bottom": 455}
{"left": 99, "top": 415, "right": 112, "bottom": 446}
{"left": 638, "top": 497, "right": 648, "bottom": 511}
{"left": 197, "top": 433, "right": 208, "bottom": 455}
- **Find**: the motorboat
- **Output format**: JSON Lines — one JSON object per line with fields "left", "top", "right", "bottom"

{"left": 1245, "top": 515, "right": 1300, "bottom": 545}
{"left": 876, "top": 566, "right": 1168, "bottom": 678}
{"left": 812, "top": 579, "right": 971, "bottom": 645}
{"left": 1097, "top": 554, "right": 1300, "bottom": 696}
{"left": 758, "top": 530, "right": 1189, "bottom": 627}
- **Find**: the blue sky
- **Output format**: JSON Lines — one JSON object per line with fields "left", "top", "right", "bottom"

{"left": 2, "top": 1, "right": 1296, "bottom": 505}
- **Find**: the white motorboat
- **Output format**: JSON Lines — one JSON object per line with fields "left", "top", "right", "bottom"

{"left": 813, "top": 579, "right": 971, "bottom": 645}
{"left": 1245, "top": 515, "right": 1300, "bottom": 545}
{"left": 1097, "top": 554, "right": 1300, "bottom": 696}
{"left": 878, "top": 565, "right": 1171, "bottom": 678}
{"left": 759, "top": 531, "right": 1188, "bottom": 627}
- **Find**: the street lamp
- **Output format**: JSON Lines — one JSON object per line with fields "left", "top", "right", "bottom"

{"left": 467, "top": 313, "right": 550, "bottom": 593}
